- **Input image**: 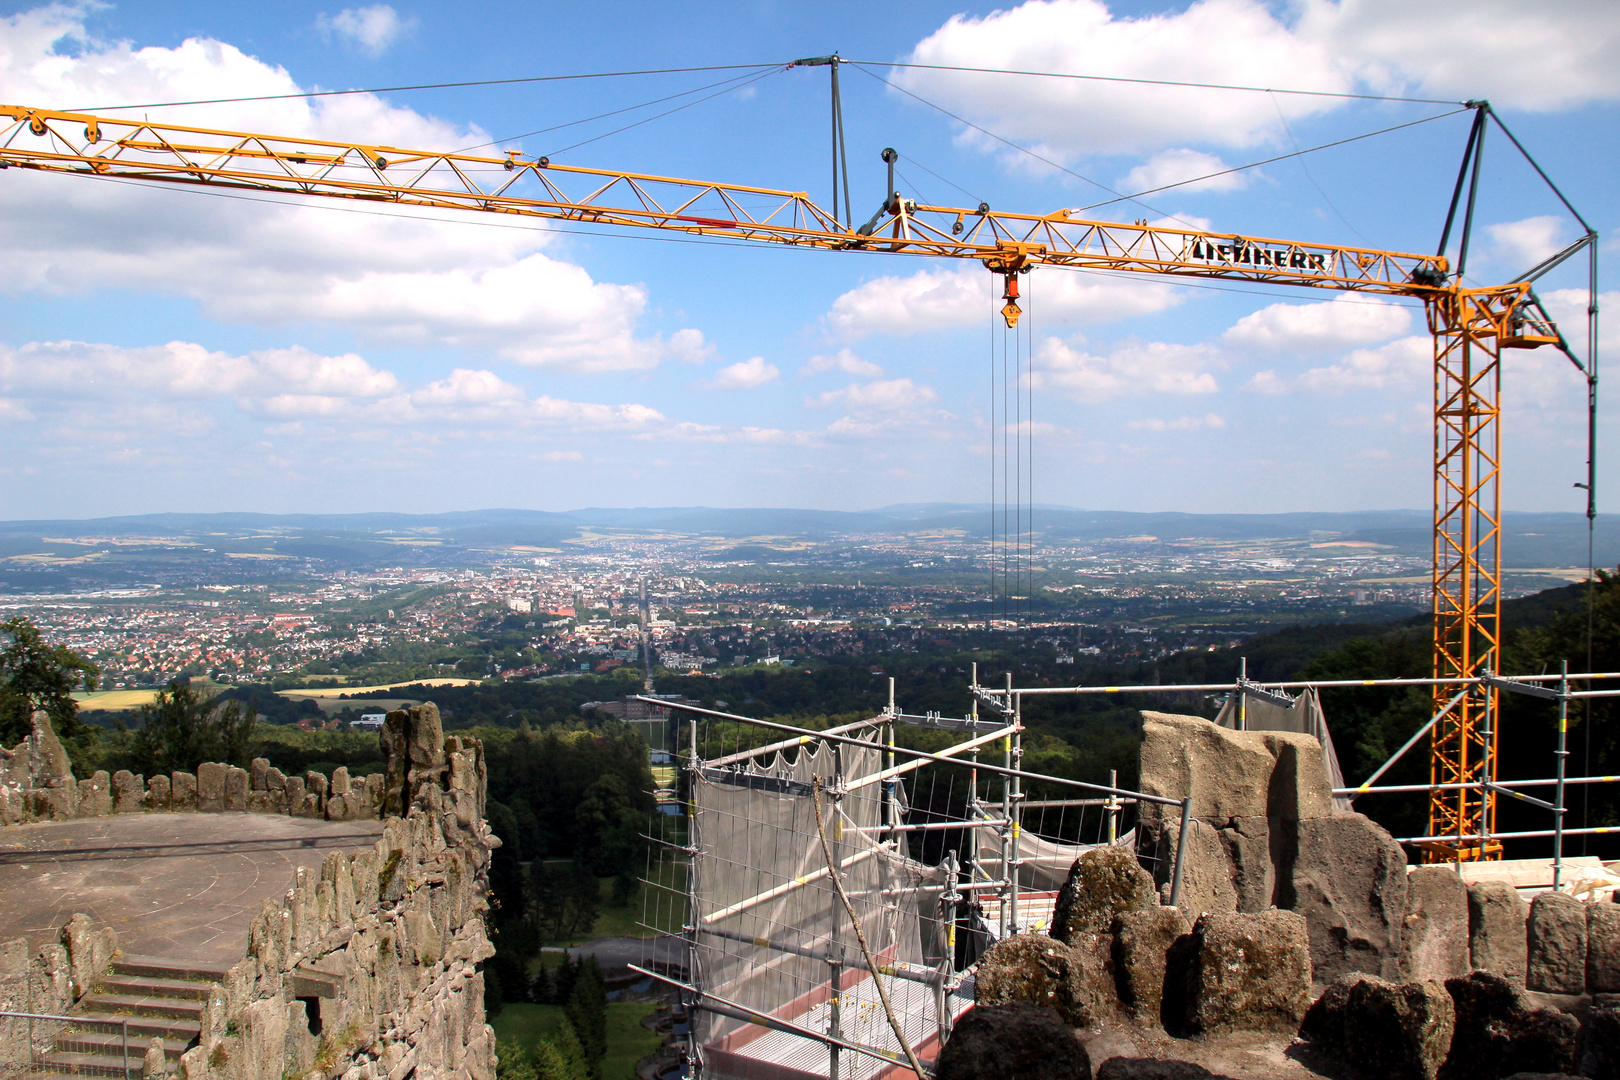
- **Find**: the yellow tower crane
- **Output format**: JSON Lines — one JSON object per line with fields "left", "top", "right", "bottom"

{"left": 0, "top": 101, "right": 1592, "bottom": 860}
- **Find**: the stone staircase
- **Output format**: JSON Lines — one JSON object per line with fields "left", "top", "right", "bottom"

{"left": 32, "top": 955, "right": 227, "bottom": 1077}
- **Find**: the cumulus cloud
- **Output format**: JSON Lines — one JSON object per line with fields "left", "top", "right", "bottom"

{"left": 1034, "top": 337, "right": 1220, "bottom": 401}
{"left": 812, "top": 378, "right": 939, "bottom": 412}
{"left": 704, "top": 357, "right": 780, "bottom": 390}
{"left": 1486, "top": 216, "right": 1575, "bottom": 275}
{"left": 0, "top": 6, "right": 676, "bottom": 374}
{"left": 316, "top": 5, "right": 416, "bottom": 56}
{"left": 1120, "top": 149, "right": 1251, "bottom": 196}
{"left": 1224, "top": 296, "right": 1413, "bottom": 352}
{"left": 0, "top": 338, "right": 673, "bottom": 430}
{"left": 667, "top": 328, "right": 716, "bottom": 365}
{"left": 1129, "top": 413, "right": 1226, "bottom": 431}
{"left": 802, "top": 349, "right": 884, "bottom": 378}
{"left": 896, "top": 0, "right": 1620, "bottom": 164}
{"left": 1296, "top": 334, "right": 1430, "bottom": 392}
{"left": 826, "top": 266, "right": 1180, "bottom": 340}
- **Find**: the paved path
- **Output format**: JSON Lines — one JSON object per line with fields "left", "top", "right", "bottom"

{"left": 0, "top": 813, "right": 383, "bottom": 964}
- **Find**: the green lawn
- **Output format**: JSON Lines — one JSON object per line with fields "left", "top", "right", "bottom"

{"left": 490, "top": 1003, "right": 665, "bottom": 1080}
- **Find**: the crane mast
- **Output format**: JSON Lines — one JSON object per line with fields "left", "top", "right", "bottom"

{"left": 0, "top": 103, "right": 1575, "bottom": 860}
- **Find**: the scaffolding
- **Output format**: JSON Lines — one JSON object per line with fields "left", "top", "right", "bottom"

{"left": 631, "top": 677, "right": 1192, "bottom": 1080}
{"left": 630, "top": 662, "right": 1619, "bottom": 1079}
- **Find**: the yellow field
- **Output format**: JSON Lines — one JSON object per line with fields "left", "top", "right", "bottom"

{"left": 73, "top": 689, "right": 160, "bottom": 711}
{"left": 279, "top": 677, "right": 480, "bottom": 699}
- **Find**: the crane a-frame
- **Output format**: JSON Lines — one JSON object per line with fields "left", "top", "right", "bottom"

{"left": 0, "top": 102, "right": 1588, "bottom": 859}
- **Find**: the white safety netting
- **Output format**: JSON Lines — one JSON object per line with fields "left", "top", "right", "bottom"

{"left": 690, "top": 731, "right": 960, "bottom": 1080}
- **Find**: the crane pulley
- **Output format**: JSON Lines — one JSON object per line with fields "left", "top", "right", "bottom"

{"left": 0, "top": 102, "right": 1579, "bottom": 859}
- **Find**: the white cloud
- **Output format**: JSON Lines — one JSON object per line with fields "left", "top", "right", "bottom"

{"left": 704, "top": 357, "right": 780, "bottom": 390}
{"left": 667, "top": 328, "right": 716, "bottom": 365}
{"left": 1542, "top": 289, "right": 1620, "bottom": 360}
{"left": 1296, "top": 334, "right": 1430, "bottom": 392}
{"left": 1224, "top": 296, "right": 1413, "bottom": 352}
{"left": 1035, "top": 337, "right": 1220, "bottom": 402}
{"left": 0, "top": 6, "right": 673, "bottom": 375}
{"left": 316, "top": 5, "right": 416, "bottom": 56}
{"left": 1120, "top": 149, "right": 1251, "bottom": 196}
{"left": 1247, "top": 370, "right": 1289, "bottom": 395}
{"left": 1129, "top": 413, "right": 1226, "bottom": 431}
{"left": 1486, "top": 216, "right": 1574, "bottom": 275}
{"left": 826, "top": 266, "right": 1180, "bottom": 340}
{"left": 802, "top": 349, "right": 884, "bottom": 378}
{"left": 1297, "top": 0, "right": 1620, "bottom": 111}
{"left": 899, "top": 0, "right": 1349, "bottom": 158}
{"left": 897, "top": 0, "right": 1620, "bottom": 166}
{"left": 411, "top": 368, "right": 524, "bottom": 407}
{"left": 812, "top": 379, "right": 939, "bottom": 412}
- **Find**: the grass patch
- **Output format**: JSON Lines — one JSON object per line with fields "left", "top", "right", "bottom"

{"left": 278, "top": 678, "right": 480, "bottom": 698}
{"left": 71, "top": 689, "right": 159, "bottom": 711}
{"left": 490, "top": 1003, "right": 664, "bottom": 1080}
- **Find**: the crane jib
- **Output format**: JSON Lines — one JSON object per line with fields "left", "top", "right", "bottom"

{"left": 1189, "top": 238, "right": 1328, "bottom": 272}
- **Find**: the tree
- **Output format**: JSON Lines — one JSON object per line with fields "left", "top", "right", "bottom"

{"left": 565, "top": 956, "right": 607, "bottom": 1069}
{"left": 574, "top": 773, "right": 642, "bottom": 879}
{"left": 0, "top": 616, "right": 98, "bottom": 747}
{"left": 131, "top": 679, "right": 258, "bottom": 774}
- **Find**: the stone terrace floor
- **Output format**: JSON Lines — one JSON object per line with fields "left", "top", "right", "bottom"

{"left": 0, "top": 813, "right": 384, "bottom": 964}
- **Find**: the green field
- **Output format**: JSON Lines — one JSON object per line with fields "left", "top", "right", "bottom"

{"left": 490, "top": 1003, "right": 664, "bottom": 1080}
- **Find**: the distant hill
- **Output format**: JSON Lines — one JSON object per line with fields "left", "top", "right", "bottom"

{"left": 0, "top": 506, "right": 1611, "bottom": 567}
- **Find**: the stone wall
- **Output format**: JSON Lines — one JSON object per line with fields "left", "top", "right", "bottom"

{"left": 184, "top": 704, "right": 496, "bottom": 1080}
{"left": 1, "top": 704, "right": 498, "bottom": 1080}
{"left": 0, "top": 711, "right": 386, "bottom": 825}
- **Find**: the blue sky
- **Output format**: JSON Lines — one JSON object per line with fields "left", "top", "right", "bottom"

{"left": 0, "top": 0, "right": 1615, "bottom": 519}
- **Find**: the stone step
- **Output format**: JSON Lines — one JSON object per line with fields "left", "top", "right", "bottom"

{"left": 109, "top": 954, "right": 231, "bottom": 985}
{"left": 95, "top": 974, "right": 212, "bottom": 1001}
{"left": 54, "top": 1030, "right": 192, "bottom": 1061}
{"left": 76, "top": 993, "right": 202, "bottom": 1022}
{"left": 36, "top": 1048, "right": 141, "bottom": 1076}
{"left": 73, "top": 1012, "right": 201, "bottom": 1042}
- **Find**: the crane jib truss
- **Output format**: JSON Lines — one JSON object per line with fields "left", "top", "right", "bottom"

{"left": 0, "top": 104, "right": 1577, "bottom": 860}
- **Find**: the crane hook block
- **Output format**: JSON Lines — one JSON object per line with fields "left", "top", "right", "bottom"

{"left": 1000, "top": 272, "right": 1022, "bottom": 329}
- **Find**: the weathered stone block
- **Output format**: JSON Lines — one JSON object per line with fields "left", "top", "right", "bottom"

{"left": 976, "top": 933, "right": 1100, "bottom": 1027}
{"left": 247, "top": 790, "right": 272, "bottom": 813}
{"left": 284, "top": 774, "right": 306, "bottom": 813}
{"left": 1440, "top": 970, "right": 1578, "bottom": 1080}
{"left": 142, "top": 1036, "right": 165, "bottom": 1080}
{"left": 1140, "top": 818, "right": 1236, "bottom": 916}
{"left": 934, "top": 1004, "right": 1091, "bottom": 1080}
{"left": 250, "top": 757, "right": 270, "bottom": 791}
{"left": 223, "top": 765, "right": 248, "bottom": 811}
{"left": 1300, "top": 975, "right": 1455, "bottom": 1080}
{"left": 1402, "top": 867, "right": 1471, "bottom": 982}
{"left": 1526, "top": 890, "right": 1586, "bottom": 994}
{"left": 1217, "top": 815, "right": 1274, "bottom": 912}
{"left": 1112, "top": 906, "right": 1189, "bottom": 1022}
{"left": 1052, "top": 846, "right": 1156, "bottom": 943}
{"left": 170, "top": 771, "right": 197, "bottom": 810}
{"left": 1094, "top": 1060, "right": 1227, "bottom": 1079}
{"left": 1169, "top": 910, "right": 1311, "bottom": 1036}
{"left": 77, "top": 771, "right": 112, "bottom": 817}
{"left": 1591, "top": 902, "right": 1620, "bottom": 993}
{"left": 305, "top": 770, "right": 329, "bottom": 799}
{"left": 1580, "top": 1004, "right": 1620, "bottom": 1080}
{"left": 196, "top": 761, "right": 227, "bottom": 812}
{"left": 325, "top": 793, "right": 349, "bottom": 821}
{"left": 1260, "top": 731, "right": 1335, "bottom": 821}
{"left": 265, "top": 766, "right": 286, "bottom": 793}
{"left": 1278, "top": 812, "right": 1407, "bottom": 981}
{"left": 331, "top": 765, "right": 351, "bottom": 796}
{"left": 146, "top": 773, "right": 170, "bottom": 810}
{"left": 112, "top": 770, "right": 144, "bottom": 813}
{"left": 1138, "top": 712, "right": 1275, "bottom": 822}
{"left": 61, "top": 913, "right": 115, "bottom": 1000}
{"left": 1468, "top": 882, "right": 1529, "bottom": 985}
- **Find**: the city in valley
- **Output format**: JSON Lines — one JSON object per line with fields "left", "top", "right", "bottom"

{"left": 0, "top": 505, "right": 1603, "bottom": 706}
